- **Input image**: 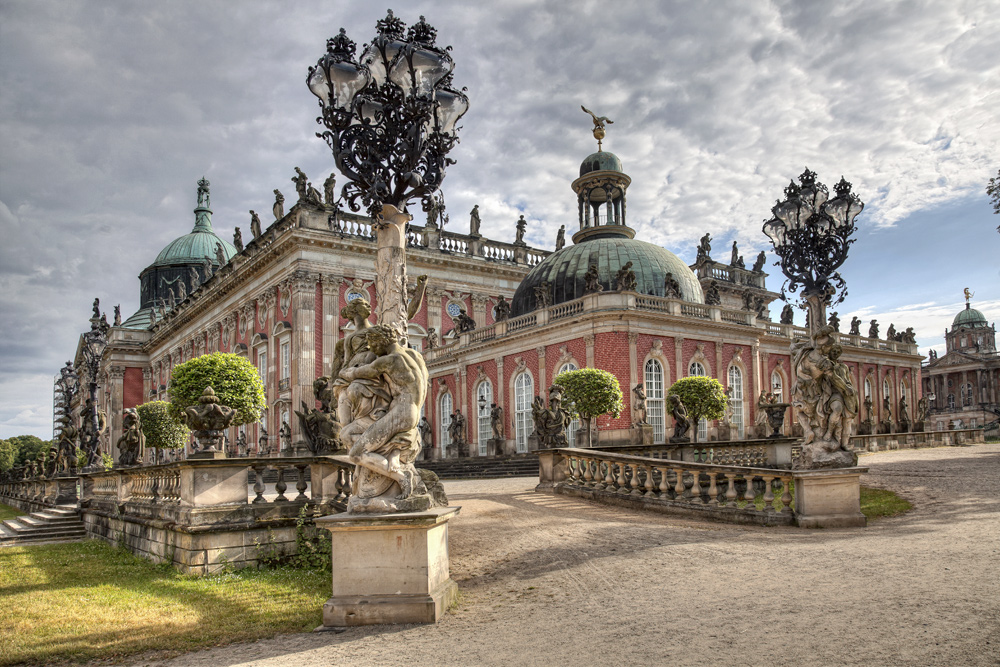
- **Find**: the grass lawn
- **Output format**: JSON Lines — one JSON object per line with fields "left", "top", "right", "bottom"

{"left": 860, "top": 486, "right": 913, "bottom": 520}
{"left": 0, "top": 502, "right": 24, "bottom": 522}
{"left": 0, "top": 540, "right": 330, "bottom": 666}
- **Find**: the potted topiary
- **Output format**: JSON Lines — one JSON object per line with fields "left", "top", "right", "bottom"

{"left": 667, "top": 376, "right": 727, "bottom": 443}
{"left": 554, "top": 368, "right": 624, "bottom": 447}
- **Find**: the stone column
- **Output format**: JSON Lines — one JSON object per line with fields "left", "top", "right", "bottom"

{"left": 290, "top": 271, "right": 319, "bottom": 452}
{"left": 142, "top": 367, "right": 153, "bottom": 407}
{"left": 458, "top": 368, "right": 467, "bottom": 447}
{"left": 751, "top": 342, "right": 761, "bottom": 428}
{"left": 627, "top": 332, "right": 638, "bottom": 392}
{"left": 675, "top": 337, "right": 684, "bottom": 381}
{"left": 107, "top": 365, "right": 126, "bottom": 461}
{"left": 585, "top": 334, "right": 595, "bottom": 368}
{"left": 427, "top": 288, "right": 445, "bottom": 342}
{"left": 537, "top": 346, "right": 547, "bottom": 394}
{"left": 471, "top": 294, "right": 489, "bottom": 329}
{"left": 322, "top": 275, "right": 343, "bottom": 375}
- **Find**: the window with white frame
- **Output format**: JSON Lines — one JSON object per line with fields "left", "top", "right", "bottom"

{"left": 947, "top": 393, "right": 955, "bottom": 409}
{"left": 864, "top": 377, "right": 872, "bottom": 401}
{"left": 558, "top": 363, "right": 579, "bottom": 446}
{"left": 439, "top": 393, "right": 453, "bottom": 449}
{"left": 280, "top": 340, "right": 291, "bottom": 381}
{"left": 644, "top": 359, "right": 665, "bottom": 444}
{"left": 476, "top": 380, "right": 492, "bottom": 456}
{"left": 257, "top": 348, "right": 268, "bottom": 386}
{"left": 728, "top": 365, "right": 744, "bottom": 439}
{"left": 689, "top": 361, "right": 708, "bottom": 441}
{"left": 514, "top": 372, "right": 533, "bottom": 453}
{"left": 771, "top": 371, "right": 783, "bottom": 401}
{"left": 883, "top": 378, "right": 891, "bottom": 409}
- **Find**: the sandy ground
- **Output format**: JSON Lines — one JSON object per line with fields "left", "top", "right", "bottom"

{"left": 138, "top": 444, "right": 1000, "bottom": 667}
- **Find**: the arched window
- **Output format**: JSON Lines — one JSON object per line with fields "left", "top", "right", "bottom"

{"left": 558, "top": 363, "right": 580, "bottom": 446}
{"left": 864, "top": 377, "right": 872, "bottom": 401}
{"left": 514, "top": 372, "right": 534, "bottom": 453}
{"left": 645, "top": 359, "right": 665, "bottom": 444}
{"left": 476, "top": 380, "right": 492, "bottom": 456}
{"left": 771, "top": 371, "right": 783, "bottom": 401}
{"left": 728, "top": 365, "right": 744, "bottom": 439}
{"left": 883, "top": 378, "right": 891, "bottom": 408}
{"left": 439, "top": 393, "right": 453, "bottom": 450}
{"left": 688, "top": 361, "right": 708, "bottom": 441}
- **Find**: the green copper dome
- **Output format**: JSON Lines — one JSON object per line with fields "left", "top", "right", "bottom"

{"left": 580, "top": 151, "right": 623, "bottom": 176}
{"left": 152, "top": 229, "right": 236, "bottom": 267}
{"left": 510, "top": 236, "right": 703, "bottom": 317}
{"left": 953, "top": 304, "right": 988, "bottom": 329}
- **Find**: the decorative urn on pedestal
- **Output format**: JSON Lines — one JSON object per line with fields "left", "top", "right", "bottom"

{"left": 182, "top": 387, "right": 236, "bottom": 459}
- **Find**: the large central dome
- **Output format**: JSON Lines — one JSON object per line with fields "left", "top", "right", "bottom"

{"left": 510, "top": 237, "right": 703, "bottom": 317}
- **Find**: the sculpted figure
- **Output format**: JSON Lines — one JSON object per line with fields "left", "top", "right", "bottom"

{"left": 664, "top": 272, "right": 682, "bottom": 298}
{"left": 116, "top": 408, "right": 144, "bottom": 467}
{"left": 829, "top": 311, "right": 840, "bottom": 332}
{"left": 113, "top": 305, "right": 121, "bottom": 327}
{"left": 534, "top": 281, "right": 552, "bottom": 307}
{"left": 581, "top": 105, "right": 614, "bottom": 130}
{"left": 307, "top": 182, "right": 323, "bottom": 205}
{"left": 532, "top": 385, "right": 571, "bottom": 448}
{"left": 215, "top": 242, "right": 227, "bottom": 268}
{"left": 730, "top": 241, "right": 740, "bottom": 266}
{"left": 752, "top": 251, "right": 766, "bottom": 272}
{"left": 555, "top": 225, "right": 565, "bottom": 251}
{"left": 407, "top": 275, "right": 428, "bottom": 321}
{"left": 92, "top": 297, "right": 101, "bottom": 319}
{"left": 616, "top": 261, "right": 637, "bottom": 292}
{"left": 330, "top": 298, "right": 377, "bottom": 429}
{"left": 279, "top": 421, "right": 291, "bottom": 451}
{"left": 669, "top": 394, "right": 690, "bottom": 442}
{"left": 292, "top": 167, "right": 308, "bottom": 201}
{"left": 296, "top": 401, "right": 341, "bottom": 454}
{"left": 490, "top": 403, "right": 504, "bottom": 440}
{"left": 273, "top": 189, "right": 285, "bottom": 220}
{"left": 898, "top": 395, "right": 910, "bottom": 428}
{"left": 188, "top": 266, "right": 200, "bottom": 293}
{"left": 234, "top": 227, "right": 244, "bottom": 252}
{"left": 426, "top": 327, "right": 438, "bottom": 349}
{"left": 917, "top": 396, "right": 929, "bottom": 423}
{"left": 494, "top": 296, "right": 510, "bottom": 321}
{"left": 453, "top": 308, "right": 476, "bottom": 333}
{"left": 323, "top": 173, "right": 337, "bottom": 205}
{"left": 928, "top": 349, "right": 937, "bottom": 361}
{"left": 753, "top": 295, "right": 767, "bottom": 319}
{"left": 250, "top": 210, "right": 262, "bottom": 239}
{"left": 756, "top": 390, "right": 772, "bottom": 428}
{"left": 258, "top": 425, "right": 269, "bottom": 456}
{"left": 633, "top": 383, "right": 648, "bottom": 425}
{"left": 469, "top": 204, "right": 481, "bottom": 236}
{"left": 584, "top": 264, "right": 603, "bottom": 294}
{"left": 202, "top": 257, "right": 213, "bottom": 282}
{"left": 886, "top": 323, "right": 897, "bottom": 341}
{"left": 790, "top": 325, "right": 859, "bottom": 468}
{"left": 868, "top": 319, "right": 879, "bottom": 339}
{"left": 448, "top": 409, "right": 467, "bottom": 449}
{"left": 177, "top": 277, "right": 188, "bottom": 303}
{"left": 418, "top": 416, "right": 433, "bottom": 450}
{"left": 514, "top": 214, "right": 527, "bottom": 245}
{"left": 901, "top": 327, "right": 916, "bottom": 344}
{"left": 79, "top": 399, "right": 108, "bottom": 468}
{"left": 56, "top": 416, "right": 79, "bottom": 473}
{"left": 849, "top": 316, "right": 861, "bottom": 336}
{"left": 742, "top": 288, "right": 754, "bottom": 311}
{"left": 704, "top": 280, "right": 721, "bottom": 305}
{"left": 780, "top": 303, "right": 794, "bottom": 324}
{"left": 236, "top": 431, "right": 248, "bottom": 457}
{"left": 696, "top": 233, "right": 712, "bottom": 263}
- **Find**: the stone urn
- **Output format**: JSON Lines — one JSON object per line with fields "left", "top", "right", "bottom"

{"left": 763, "top": 402, "right": 790, "bottom": 438}
{"left": 182, "top": 386, "right": 236, "bottom": 459}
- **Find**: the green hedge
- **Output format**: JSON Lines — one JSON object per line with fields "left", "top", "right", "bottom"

{"left": 168, "top": 353, "right": 266, "bottom": 427}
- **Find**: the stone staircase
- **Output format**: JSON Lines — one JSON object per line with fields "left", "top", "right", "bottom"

{"left": 418, "top": 455, "right": 540, "bottom": 479}
{"left": 0, "top": 506, "right": 86, "bottom": 545}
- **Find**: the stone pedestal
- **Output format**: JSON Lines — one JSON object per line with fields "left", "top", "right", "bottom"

{"left": 630, "top": 424, "right": 653, "bottom": 445}
{"left": 315, "top": 507, "right": 460, "bottom": 627}
{"left": 527, "top": 434, "right": 540, "bottom": 452}
{"left": 487, "top": 438, "right": 504, "bottom": 457}
{"left": 792, "top": 468, "right": 868, "bottom": 528}
{"left": 502, "top": 439, "right": 517, "bottom": 456}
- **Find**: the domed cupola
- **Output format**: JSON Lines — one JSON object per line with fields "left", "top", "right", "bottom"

{"left": 121, "top": 178, "right": 237, "bottom": 329}
{"left": 509, "top": 110, "right": 703, "bottom": 317}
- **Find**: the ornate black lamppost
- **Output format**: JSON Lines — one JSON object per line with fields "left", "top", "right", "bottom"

{"left": 307, "top": 10, "right": 468, "bottom": 332}
{"left": 762, "top": 169, "right": 864, "bottom": 332}
{"left": 762, "top": 169, "right": 865, "bottom": 469}
{"left": 80, "top": 301, "right": 109, "bottom": 471}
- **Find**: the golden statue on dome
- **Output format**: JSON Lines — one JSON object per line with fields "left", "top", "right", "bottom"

{"left": 964, "top": 287, "right": 974, "bottom": 303}
{"left": 581, "top": 105, "right": 613, "bottom": 150}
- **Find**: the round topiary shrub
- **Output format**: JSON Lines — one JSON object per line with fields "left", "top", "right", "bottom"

{"left": 554, "top": 368, "right": 624, "bottom": 447}
{"left": 667, "top": 376, "right": 727, "bottom": 442}
{"left": 168, "top": 353, "right": 266, "bottom": 427}
{"left": 136, "top": 400, "right": 190, "bottom": 456}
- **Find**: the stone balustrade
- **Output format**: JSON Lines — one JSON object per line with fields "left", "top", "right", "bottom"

{"left": 538, "top": 447, "right": 868, "bottom": 528}
{"left": 849, "top": 428, "right": 984, "bottom": 453}
{"left": 599, "top": 438, "right": 797, "bottom": 468}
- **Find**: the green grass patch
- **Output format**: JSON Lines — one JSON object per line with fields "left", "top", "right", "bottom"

{"left": 0, "top": 502, "right": 24, "bottom": 522}
{"left": 860, "top": 486, "right": 912, "bottom": 520}
{"left": 0, "top": 540, "right": 330, "bottom": 666}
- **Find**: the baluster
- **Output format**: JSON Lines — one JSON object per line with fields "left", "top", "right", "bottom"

{"left": 689, "top": 470, "right": 703, "bottom": 503}
{"left": 779, "top": 476, "right": 793, "bottom": 513}
{"left": 615, "top": 461, "right": 627, "bottom": 493}
{"left": 657, "top": 466, "right": 669, "bottom": 497}
{"left": 342, "top": 467, "right": 353, "bottom": 500}
{"left": 630, "top": 464, "right": 642, "bottom": 496}
{"left": 151, "top": 470, "right": 160, "bottom": 504}
{"left": 582, "top": 457, "right": 594, "bottom": 486}
{"left": 743, "top": 474, "right": 756, "bottom": 507}
{"left": 274, "top": 466, "right": 288, "bottom": 501}
{"left": 725, "top": 473, "right": 738, "bottom": 507}
{"left": 643, "top": 465, "right": 655, "bottom": 497}
{"left": 707, "top": 472, "right": 719, "bottom": 506}
{"left": 762, "top": 475, "right": 776, "bottom": 512}
{"left": 294, "top": 464, "right": 309, "bottom": 501}
{"left": 673, "top": 468, "right": 685, "bottom": 499}
{"left": 603, "top": 459, "right": 614, "bottom": 489}
{"left": 252, "top": 464, "right": 266, "bottom": 503}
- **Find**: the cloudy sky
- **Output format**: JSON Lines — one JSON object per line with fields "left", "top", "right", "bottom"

{"left": 1, "top": 0, "right": 998, "bottom": 439}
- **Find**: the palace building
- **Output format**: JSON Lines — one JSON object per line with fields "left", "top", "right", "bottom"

{"left": 67, "top": 136, "right": 924, "bottom": 462}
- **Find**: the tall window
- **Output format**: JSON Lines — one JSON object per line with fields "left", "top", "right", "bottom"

{"left": 947, "top": 393, "right": 955, "bottom": 409}
{"left": 558, "top": 363, "right": 579, "bottom": 446}
{"left": 771, "top": 371, "right": 783, "bottom": 401}
{"left": 864, "top": 377, "right": 872, "bottom": 401}
{"left": 280, "top": 340, "right": 291, "bottom": 381}
{"left": 883, "top": 378, "right": 891, "bottom": 411}
{"left": 644, "top": 359, "right": 665, "bottom": 444}
{"left": 514, "top": 372, "right": 533, "bottom": 453}
{"left": 257, "top": 349, "right": 268, "bottom": 385}
{"left": 728, "top": 365, "right": 744, "bottom": 439}
{"left": 476, "top": 381, "right": 492, "bottom": 456}
{"left": 439, "top": 393, "right": 453, "bottom": 449}
{"left": 689, "top": 361, "right": 708, "bottom": 441}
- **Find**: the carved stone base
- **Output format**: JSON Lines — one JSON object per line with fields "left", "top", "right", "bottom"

{"left": 630, "top": 424, "right": 653, "bottom": 445}
{"left": 527, "top": 434, "right": 540, "bottom": 451}
{"left": 795, "top": 444, "right": 858, "bottom": 470}
{"left": 669, "top": 435, "right": 691, "bottom": 444}
{"left": 794, "top": 468, "right": 867, "bottom": 528}
{"left": 315, "top": 507, "right": 460, "bottom": 627}
{"left": 346, "top": 464, "right": 435, "bottom": 514}
{"left": 188, "top": 450, "right": 227, "bottom": 460}
{"left": 487, "top": 438, "right": 504, "bottom": 456}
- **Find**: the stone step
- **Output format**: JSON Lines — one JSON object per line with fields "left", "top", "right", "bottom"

{"left": 0, "top": 506, "right": 86, "bottom": 545}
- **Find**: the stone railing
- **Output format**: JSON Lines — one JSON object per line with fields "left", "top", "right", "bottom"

{"left": 598, "top": 438, "right": 797, "bottom": 468}
{"left": 695, "top": 261, "right": 766, "bottom": 289}
{"left": 537, "top": 447, "right": 869, "bottom": 528}
{"left": 849, "top": 428, "right": 984, "bottom": 453}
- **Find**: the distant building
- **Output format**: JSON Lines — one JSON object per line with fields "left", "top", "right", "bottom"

{"left": 921, "top": 298, "right": 999, "bottom": 431}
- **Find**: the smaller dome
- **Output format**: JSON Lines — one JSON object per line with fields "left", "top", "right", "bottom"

{"left": 580, "top": 151, "right": 623, "bottom": 176}
{"left": 953, "top": 304, "right": 988, "bottom": 329}
{"left": 153, "top": 231, "right": 236, "bottom": 268}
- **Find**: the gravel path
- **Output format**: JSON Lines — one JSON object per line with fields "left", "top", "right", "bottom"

{"left": 139, "top": 444, "right": 1000, "bottom": 667}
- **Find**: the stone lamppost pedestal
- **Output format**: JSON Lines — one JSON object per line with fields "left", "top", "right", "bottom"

{"left": 314, "top": 506, "right": 460, "bottom": 627}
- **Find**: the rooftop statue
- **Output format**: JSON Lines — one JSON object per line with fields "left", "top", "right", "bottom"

{"left": 849, "top": 316, "right": 861, "bottom": 336}
{"left": 494, "top": 295, "right": 510, "bottom": 321}
{"left": 514, "top": 214, "right": 527, "bottom": 246}
{"left": 616, "top": 261, "right": 637, "bottom": 292}
{"left": 584, "top": 264, "right": 603, "bottom": 294}
{"left": 555, "top": 224, "right": 565, "bottom": 251}
{"left": 780, "top": 303, "right": 794, "bottom": 325}
{"left": 730, "top": 241, "right": 741, "bottom": 267}
{"left": 113, "top": 305, "right": 121, "bottom": 327}
{"left": 828, "top": 311, "right": 840, "bottom": 332}
{"left": 696, "top": 233, "right": 712, "bottom": 263}
{"left": 176, "top": 278, "right": 187, "bottom": 303}
{"left": 250, "top": 210, "right": 262, "bottom": 239}
{"left": 307, "top": 181, "right": 324, "bottom": 206}
{"left": 754, "top": 295, "right": 768, "bottom": 319}
{"left": 202, "top": 257, "right": 213, "bottom": 282}
{"left": 292, "top": 167, "right": 309, "bottom": 201}
{"left": 188, "top": 266, "right": 200, "bottom": 292}
{"left": 323, "top": 173, "right": 337, "bottom": 206}
{"left": 470, "top": 204, "right": 481, "bottom": 236}
{"left": 453, "top": 308, "right": 477, "bottom": 333}
{"left": 664, "top": 272, "right": 681, "bottom": 298}
{"left": 273, "top": 189, "right": 285, "bottom": 220}
{"left": 901, "top": 327, "right": 916, "bottom": 344}
{"left": 534, "top": 281, "right": 553, "bottom": 307}
{"left": 581, "top": 105, "right": 613, "bottom": 149}
{"left": 196, "top": 176, "right": 211, "bottom": 209}
{"left": 215, "top": 242, "right": 227, "bottom": 268}
{"left": 704, "top": 280, "right": 721, "bottom": 305}
{"left": 233, "top": 227, "right": 244, "bottom": 252}
{"left": 752, "top": 251, "right": 766, "bottom": 273}
{"left": 92, "top": 297, "right": 101, "bottom": 320}
{"left": 868, "top": 319, "right": 879, "bottom": 339}
{"left": 741, "top": 288, "right": 754, "bottom": 312}
{"left": 886, "top": 323, "right": 897, "bottom": 341}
